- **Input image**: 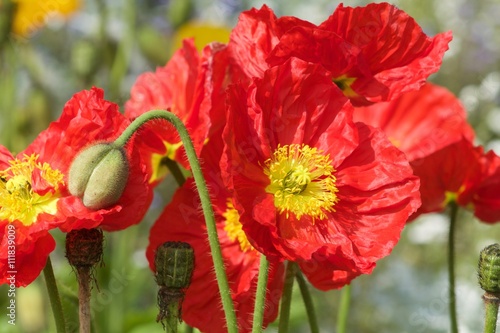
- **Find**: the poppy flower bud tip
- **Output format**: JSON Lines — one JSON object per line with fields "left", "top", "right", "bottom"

{"left": 478, "top": 243, "right": 500, "bottom": 294}
{"left": 68, "top": 143, "right": 129, "bottom": 210}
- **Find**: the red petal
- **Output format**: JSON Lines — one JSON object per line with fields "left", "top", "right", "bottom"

{"left": 125, "top": 40, "right": 227, "bottom": 171}
{"left": 469, "top": 150, "right": 500, "bottom": 223}
{"left": 354, "top": 83, "right": 475, "bottom": 161}
{"left": 410, "top": 138, "right": 483, "bottom": 217}
{"left": 0, "top": 221, "right": 56, "bottom": 287}
{"left": 323, "top": 3, "right": 452, "bottom": 104}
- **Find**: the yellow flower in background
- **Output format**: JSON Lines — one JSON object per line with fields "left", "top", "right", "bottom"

{"left": 12, "top": 0, "right": 80, "bottom": 36}
{"left": 172, "top": 21, "right": 230, "bottom": 53}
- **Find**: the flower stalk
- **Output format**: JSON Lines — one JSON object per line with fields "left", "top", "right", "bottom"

{"left": 252, "top": 254, "right": 270, "bottom": 333}
{"left": 448, "top": 202, "right": 459, "bottom": 333}
{"left": 295, "top": 270, "right": 319, "bottom": 333}
{"left": 278, "top": 261, "right": 298, "bottom": 333}
{"left": 43, "top": 256, "right": 67, "bottom": 333}
{"left": 337, "top": 284, "right": 351, "bottom": 333}
{"left": 114, "top": 110, "right": 238, "bottom": 332}
{"left": 65, "top": 228, "right": 104, "bottom": 333}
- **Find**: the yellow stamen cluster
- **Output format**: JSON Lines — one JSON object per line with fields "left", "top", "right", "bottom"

{"left": 222, "top": 200, "right": 253, "bottom": 252}
{"left": 0, "top": 154, "right": 64, "bottom": 225}
{"left": 264, "top": 144, "right": 339, "bottom": 220}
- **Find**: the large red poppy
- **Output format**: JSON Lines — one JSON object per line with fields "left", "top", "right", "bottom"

{"left": 0, "top": 87, "right": 152, "bottom": 286}
{"left": 228, "top": 4, "right": 451, "bottom": 106}
{"left": 146, "top": 131, "right": 284, "bottom": 332}
{"left": 125, "top": 39, "right": 228, "bottom": 184}
{"left": 221, "top": 58, "right": 420, "bottom": 289}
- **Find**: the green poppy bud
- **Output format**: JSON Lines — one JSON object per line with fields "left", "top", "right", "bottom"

{"left": 68, "top": 143, "right": 129, "bottom": 210}
{"left": 478, "top": 243, "right": 500, "bottom": 294}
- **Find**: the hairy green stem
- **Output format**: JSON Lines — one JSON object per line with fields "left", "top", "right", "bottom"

{"left": 295, "top": 270, "right": 319, "bottom": 333}
{"left": 448, "top": 202, "right": 459, "bottom": 333}
{"left": 252, "top": 255, "right": 270, "bottom": 333}
{"left": 43, "top": 256, "right": 67, "bottom": 333}
{"left": 278, "top": 261, "right": 298, "bottom": 333}
{"left": 484, "top": 293, "right": 500, "bottom": 333}
{"left": 114, "top": 110, "right": 237, "bottom": 333}
{"left": 166, "top": 300, "right": 180, "bottom": 333}
{"left": 337, "top": 284, "right": 351, "bottom": 333}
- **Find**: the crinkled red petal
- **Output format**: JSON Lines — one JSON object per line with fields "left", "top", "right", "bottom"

{"left": 0, "top": 221, "right": 56, "bottom": 287}
{"left": 354, "top": 83, "right": 475, "bottom": 161}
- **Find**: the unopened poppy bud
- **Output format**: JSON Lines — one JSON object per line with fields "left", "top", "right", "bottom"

{"left": 68, "top": 143, "right": 129, "bottom": 210}
{"left": 478, "top": 244, "right": 500, "bottom": 294}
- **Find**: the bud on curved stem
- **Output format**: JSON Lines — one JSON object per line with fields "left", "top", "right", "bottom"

{"left": 68, "top": 143, "right": 129, "bottom": 210}
{"left": 479, "top": 244, "right": 500, "bottom": 333}
{"left": 113, "top": 110, "right": 237, "bottom": 332}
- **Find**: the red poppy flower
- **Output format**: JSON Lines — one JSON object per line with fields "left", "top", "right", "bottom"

{"left": 471, "top": 150, "right": 500, "bottom": 222}
{"left": 410, "top": 138, "right": 484, "bottom": 216}
{"left": 228, "top": 4, "right": 451, "bottom": 106}
{"left": 0, "top": 87, "right": 152, "bottom": 286}
{"left": 221, "top": 58, "right": 420, "bottom": 289}
{"left": 125, "top": 39, "right": 228, "bottom": 185}
{"left": 146, "top": 131, "right": 284, "bottom": 332}
{"left": 353, "top": 83, "right": 479, "bottom": 221}
{"left": 353, "top": 83, "right": 475, "bottom": 161}
{"left": 411, "top": 138, "right": 500, "bottom": 222}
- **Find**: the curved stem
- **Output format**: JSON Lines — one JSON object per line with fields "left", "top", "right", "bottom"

{"left": 484, "top": 293, "right": 500, "bottom": 333}
{"left": 448, "top": 202, "right": 459, "bottom": 333}
{"left": 295, "top": 270, "right": 319, "bottom": 333}
{"left": 252, "top": 255, "right": 270, "bottom": 333}
{"left": 114, "top": 110, "right": 237, "bottom": 333}
{"left": 43, "top": 256, "right": 67, "bottom": 333}
{"left": 278, "top": 261, "right": 298, "bottom": 333}
{"left": 337, "top": 284, "right": 351, "bottom": 333}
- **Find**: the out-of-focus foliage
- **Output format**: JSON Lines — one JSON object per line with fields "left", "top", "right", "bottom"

{"left": 1, "top": 0, "right": 500, "bottom": 332}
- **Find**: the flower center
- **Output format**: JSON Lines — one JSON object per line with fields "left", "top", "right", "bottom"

{"left": 149, "top": 141, "right": 184, "bottom": 184}
{"left": 222, "top": 200, "right": 253, "bottom": 252}
{"left": 333, "top": 75, "right": 358, "bottom": 98}
{"left": 0, "top": 154, "right": 64, "bottom": 226}
{"left": 264, "top": 144, "right": 338, "bottom": 220}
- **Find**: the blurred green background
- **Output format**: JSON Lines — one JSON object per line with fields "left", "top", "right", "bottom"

{"left": 1, "top": 0, "right": 500, "bottom": 332}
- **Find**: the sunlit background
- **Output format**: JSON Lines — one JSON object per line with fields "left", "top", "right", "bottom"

{"left": 1, "top": 0, "right": 500, "bottom": 332}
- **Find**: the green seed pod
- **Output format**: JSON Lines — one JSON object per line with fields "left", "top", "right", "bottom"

{"left": 154, "top": 242, "right": 194, "bottom": 328}
{"left": 478, "top": 243, "right": 500, "bottom": 294}
{"left": 155, "top": 241, "right": 194, "bottom": 289}
{"left": 68, "top": 143, "right": 129, "bottom": 210}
